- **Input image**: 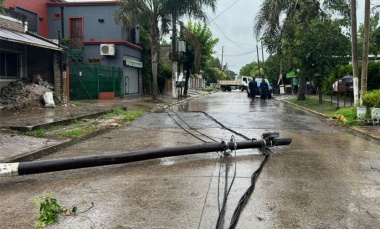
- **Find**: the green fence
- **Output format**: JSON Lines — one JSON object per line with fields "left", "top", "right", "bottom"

{"left": 69, "top": 64, "right": 124, "bottom": 100}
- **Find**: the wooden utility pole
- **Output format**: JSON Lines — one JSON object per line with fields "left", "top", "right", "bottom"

{"left": 361, "top": 0, "right": 370, "bottom": 105}
{"left": 0, "top": 138, "right": 292, "bottom": 176}
{"left": 351, "top": 0, "right": 359, "bottom": 105}
{"left": 221, "top": 46, "right": 224, "bottom": 70}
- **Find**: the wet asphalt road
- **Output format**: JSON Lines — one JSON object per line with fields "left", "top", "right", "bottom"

{"left": 1, "top": 91, "right": 380, "bottom": 228}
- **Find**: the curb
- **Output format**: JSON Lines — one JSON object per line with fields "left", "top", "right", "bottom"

{"left": 351, "top": 126, "right": 380, "bottom": 140}
{"left": 9, "top": 91, "right": 211, "bottom": 162}
{"left": 279, "top": 98, "right": 329, "bottom": 118}
{"left": 8, "top": 108, "right": 123, "bottom": 132}
{"left": 9, "top": 126, "right": 115, "bottom": 162}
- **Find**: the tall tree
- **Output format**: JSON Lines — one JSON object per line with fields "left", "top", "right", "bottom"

{"left": 254, "top": 0, "right": 295, "bottom": 56}
{"left": 114, "top": 0, "right": 170, "bottom": 101}
{"left": 255, "top": 0, "right": 328, "bottom": 101}
{"left": 239, "top": 62, "right": 257, "bottom": 76}
{"left": 181, "top": 21, "right": 218, "bottom": 95}
{"left": 163, "top": 0, "right": 216, "bottom": 98}
{"left": 291, "top": 0, "right": 321, "bottom": 101}
{"left": 358, "top": 13, "right": 380, "bottom": 59}
{"left": 295, "top": 17, "right": 350, "bottom": 103}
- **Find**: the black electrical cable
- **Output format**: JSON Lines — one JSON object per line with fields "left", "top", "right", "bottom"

{"left": 215, "top": 157, "right": 229, "bottom": 229}
{"left": 166, "top": 112, "right": 218, "bottom": 143}
{"left": 175, "top": 106, "right": 268, "bottom": 228}
{"left": 194, "top": 111, "right": 253, "bottom": 141}
{"left": 216, "top": 136, "right": 238, "bottom": 229}
{"left": 171, "top": 111, "right": 218, "bottom": 143}
{"left": 228, "top": 147, "right": 271, "bottom": 229}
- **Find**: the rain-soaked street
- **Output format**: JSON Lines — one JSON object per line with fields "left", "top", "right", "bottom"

{"left": 1, "top": 91, "right": 380, "bottom": 228}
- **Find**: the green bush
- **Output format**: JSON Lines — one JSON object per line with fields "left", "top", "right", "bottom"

{"left": 363, "top": 89, "right": 380, "bottom": 108}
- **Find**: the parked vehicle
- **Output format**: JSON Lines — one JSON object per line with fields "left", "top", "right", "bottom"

{"left": 247, "top": 78, "right": 273, "bottom": 99}
{"left": 218, "top": 75, "right": 252, "bottom": 91}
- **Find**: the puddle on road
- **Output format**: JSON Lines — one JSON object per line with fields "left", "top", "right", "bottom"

{"left": 160, "top": 159, "right": 175, "bottom": 166}
{"left": 232, "top": 148, "right": 261, "bottom": 156}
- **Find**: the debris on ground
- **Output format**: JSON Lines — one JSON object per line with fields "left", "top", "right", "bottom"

{"left": 0, "top": 79, "right": 55, "bottom": 110}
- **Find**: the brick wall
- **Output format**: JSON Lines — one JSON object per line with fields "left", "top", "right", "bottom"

{"left": 0, "top": 16, "right": 24, "bottom": 32}
{"left": 53, "top": 52, "right": 67, "bottom": 104}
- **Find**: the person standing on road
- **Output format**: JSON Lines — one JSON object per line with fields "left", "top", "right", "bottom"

{"left": 293, "top": 77, "right": 299, "bottom": 95}
{"left": 306, "top": 81, "right": 311, "bottom": 95}
{"left": 260, "top": 78, "right": 269, "bottom": 101}
{"left": 249, "top": 77, "right": 258, "bottom": 101}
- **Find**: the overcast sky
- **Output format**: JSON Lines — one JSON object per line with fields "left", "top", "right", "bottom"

{"left": 203, "top": 0, "right": 366, "bottom": 74}
{"left": 68, "top": 0, "right": 368, "bottom": 74}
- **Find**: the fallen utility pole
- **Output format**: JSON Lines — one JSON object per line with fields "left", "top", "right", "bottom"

{"left": 0, "top": 137, "right": 291, "bottom": 177}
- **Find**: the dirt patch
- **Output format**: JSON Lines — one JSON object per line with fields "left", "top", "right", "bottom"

{"left": 0, "top": 79, "right": 54, "bottom": 110}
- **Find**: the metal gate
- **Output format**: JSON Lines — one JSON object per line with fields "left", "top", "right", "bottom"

{"left": 124, "top": 66, "right": 139, "bottom": 94}
{"left": 69, "top": 64, "right": 123, "bottom": 100}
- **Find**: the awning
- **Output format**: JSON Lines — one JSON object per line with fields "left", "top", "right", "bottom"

{"left": 124, "top": 57, "right": 143, "bottom": 68}
{"left": 0, "top": 28, "right": 63, "bottom": 51}
{"left": 286, "top": 71, "right": 297, "bottom": 78}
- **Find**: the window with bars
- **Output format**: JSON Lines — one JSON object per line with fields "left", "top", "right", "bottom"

{"left": 15, "top": 7, "right": 38, "bottom": 34}
{"left": 88, "top": 58, "right": 101, "bottom": 64}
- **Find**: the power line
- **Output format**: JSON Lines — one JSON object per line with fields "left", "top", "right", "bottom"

{"left": 209, "top": 0, "right": 241, "bottom": 23}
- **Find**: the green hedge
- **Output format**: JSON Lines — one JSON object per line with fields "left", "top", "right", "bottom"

{"left": 363, "top": 89, "right": 380, "bottom": 108}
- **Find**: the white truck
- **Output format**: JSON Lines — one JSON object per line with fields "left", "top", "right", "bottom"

{"left": 218, "top": 75, "right": 252, "bottom": 91}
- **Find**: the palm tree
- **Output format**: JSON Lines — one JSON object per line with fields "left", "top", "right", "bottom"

{"left": 254, "top": 0, "right": 321, "bottom": 101}
{"left": 253, "top": 0, "right": 294, "bottom": 39}
{"left": 115, "top": 0, "right": 170, "bottom": 101}
{"left": 115, "top": 0, "right": 216, "bottom": 100}
{"left": 162, "top": 0, "right": 216, "bottom": 98}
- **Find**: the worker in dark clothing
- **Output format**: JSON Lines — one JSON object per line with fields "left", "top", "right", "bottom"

{"left": 248, "top": 78, "right": 257, "bottom": 101}
{"left": 260, "top": 78, "right": 269, "bottom": 101}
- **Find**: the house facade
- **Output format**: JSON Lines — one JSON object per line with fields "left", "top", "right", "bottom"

{"left": 5, "top": 0, "right": 51, "bottom": 37}
{"left": 0, "top": 7, "right": 66, "bottom": 102}
{"left": 47, "top": 1, "right": 143, "bottom": 98}
{"left": 3, "top": 0, "right": 143, "bottom": 100}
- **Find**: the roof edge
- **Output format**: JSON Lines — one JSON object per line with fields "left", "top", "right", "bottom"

{"left": 83, "top": 40, "right": 143, "bottom": 51}
{"left": 47, "top": 1, "right": 119, "bottom": 7}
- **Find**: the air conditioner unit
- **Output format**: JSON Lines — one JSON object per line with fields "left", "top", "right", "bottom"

{"left": 100, "top": 44, "right": 115, "bottom": 56}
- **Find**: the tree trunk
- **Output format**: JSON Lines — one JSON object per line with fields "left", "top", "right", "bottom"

{"left": 184, "top": 63, "right": 190, "bottom": 96}
{"left": 171, "top": 14, "right": 178, "bottom": 99}
{"left": 150, "top": 20, "right": 159, "bottom": 101}
{"left": 351, "top": 0, "right": 360, "bottom": 105}
{"left": 297, "top": 75, "right": 306, "bottom": 100}
{"left": 360, "top": 0, "right": 370, "bottom": 105}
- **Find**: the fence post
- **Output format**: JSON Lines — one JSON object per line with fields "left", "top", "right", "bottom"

{"left": 113, "top": 66, "right": 115, "bottom": 93}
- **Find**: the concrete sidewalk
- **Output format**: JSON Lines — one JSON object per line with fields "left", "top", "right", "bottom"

{"left": 0, "top": 90, "right": 208, "bottom": 163}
